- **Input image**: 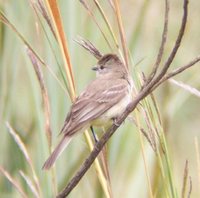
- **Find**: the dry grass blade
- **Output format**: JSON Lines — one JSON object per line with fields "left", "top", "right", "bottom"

{"left": 0, "top": 11, "right": 67, "bottom": 94}
{"left": 149, "top": 93, "right": 162, "bottom": 125}
{"left": 0, "top": 11, "right": 45, "bottom": 65}
{"left": 136, "top": 75, "right": 160, "bottom": 152}
{"left": 141, "top": 128, "right": 156, "bottom": 151}
{"left": 5, "top": 122, "right": 41, "bottom": 197}
{"left": 79, "top": 0, "right": 113, "bottom": 51}
{"left": 27, "top": 48, "right": 58, "bottom": 195}
{"left": 169, "top": 79, "right": 200, "bottom": 98}
{"left": 27, "top": 48, "right": 52, "bottom": 148}
{"left": 97, "top": 136, "right": 113, "bottom": 197}
{"left": 128, "top": 115, "right": 157, "bottom": 152}
{"left": 93, "top": 0, "right": 119, "bottom": 49}
{"left": 134, "top": 111, "right": 154, "bottom": 198}
{"left": 45, "top": 0, "right": 75, "bottom": 98}
{"left": 6, "top": 122, "right": 33, "bottom": 166}
{"left": 0, "top": 166, "right": 28, "bottom": 198}
{"left": 88, "top": 131, "right": 113, "bottom": 197}
{"left": 143, "top": 94, "right": 166, "bottom": 152}
{"left": 142, "top": 107, "right": 157, "bottom": 151}
{"left": 28, "top": 0, "right": 57, "bottom": 39}
{"left": 19, "top": 170, "right": 39, "bottom": 198}
{"left": 74, "top": 36, "right": 103, "bottom": 60}
{"left": 113, "top": 0, "right": 129, "bottom": 69}
{"left": 101, "top": 157, "right": 112, "bottom": 197}
{"left": 36, "top": 0, "right": 57, "bottom": 39}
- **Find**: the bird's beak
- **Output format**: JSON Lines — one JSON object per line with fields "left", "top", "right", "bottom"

{"left": 92, "top": 65, "right": 98, "bottom": 71}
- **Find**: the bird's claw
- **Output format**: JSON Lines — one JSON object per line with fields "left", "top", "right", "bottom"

{"left": 112, "top": 118, "right": 120, "bottom": 127}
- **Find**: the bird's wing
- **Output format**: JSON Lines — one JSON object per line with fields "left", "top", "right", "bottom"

{"left": 61, "top": 78, "right": 130, "bottom": 136}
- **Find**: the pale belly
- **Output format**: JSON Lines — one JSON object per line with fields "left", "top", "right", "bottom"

{"left": 91, "top": 93, "right": 132, "bottom": 126}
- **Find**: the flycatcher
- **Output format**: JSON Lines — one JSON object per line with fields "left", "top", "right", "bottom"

{"left": 43, "top": 53, "right": 133, "bottom": 169}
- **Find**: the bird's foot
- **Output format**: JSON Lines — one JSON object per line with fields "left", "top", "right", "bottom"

{"left": 112, "top": 118, "right": 120, "bottom": 127}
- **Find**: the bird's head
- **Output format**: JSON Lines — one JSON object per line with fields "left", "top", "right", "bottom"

{"left": 92, "top": 54, "right": 126, "bottom": 77}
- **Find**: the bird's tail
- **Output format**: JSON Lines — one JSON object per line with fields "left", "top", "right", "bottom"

{"left": 42, "top": 136, "right": 71, "bottom": 170}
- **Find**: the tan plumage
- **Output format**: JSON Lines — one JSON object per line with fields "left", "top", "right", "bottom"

{"left": 43, "top": 54, "right": 133, "bottom": 170}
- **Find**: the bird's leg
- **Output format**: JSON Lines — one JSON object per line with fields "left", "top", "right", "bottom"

{"left": 90, "top": 126, "right": 98, "bottom": 143}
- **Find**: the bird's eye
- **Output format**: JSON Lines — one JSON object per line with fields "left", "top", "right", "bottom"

{"left": 100, "top": 65, "right": 104, "bottom": 70}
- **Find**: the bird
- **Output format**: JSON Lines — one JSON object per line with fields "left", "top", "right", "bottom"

{"left": 43, "top": 53, "right": 133, "bottom": 170}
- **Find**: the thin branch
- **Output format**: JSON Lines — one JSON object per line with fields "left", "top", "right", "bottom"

{"left": 152, "top": 55, "right": 200, "bottom": 90}
{"left": 152, "top": 0, "right": 188, "bottom": 85}
{"left": 141, "top": 0, "right": 188, "bottom": 94}
{"left": 144, "top": 0, "right": 169, "bottom": 86}
{"left": 163, "top": 56, "right": 200, "bottom": 81}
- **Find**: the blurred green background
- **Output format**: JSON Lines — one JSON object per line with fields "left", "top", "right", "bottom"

{"left": 0, "top": 0, "right": 200, "bottom": 197}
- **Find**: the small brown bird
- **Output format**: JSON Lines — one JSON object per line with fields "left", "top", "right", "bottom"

{"left": 43, "top": 54, "right": 133, "bottom": 169}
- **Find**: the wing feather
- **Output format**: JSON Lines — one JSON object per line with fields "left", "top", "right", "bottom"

{"left": 61, "top": 78, "right": 129, "bottom": 136}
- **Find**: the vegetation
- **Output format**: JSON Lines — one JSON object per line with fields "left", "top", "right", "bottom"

{"left": 0, "top": 0, "right": 200, "bottom": 197}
